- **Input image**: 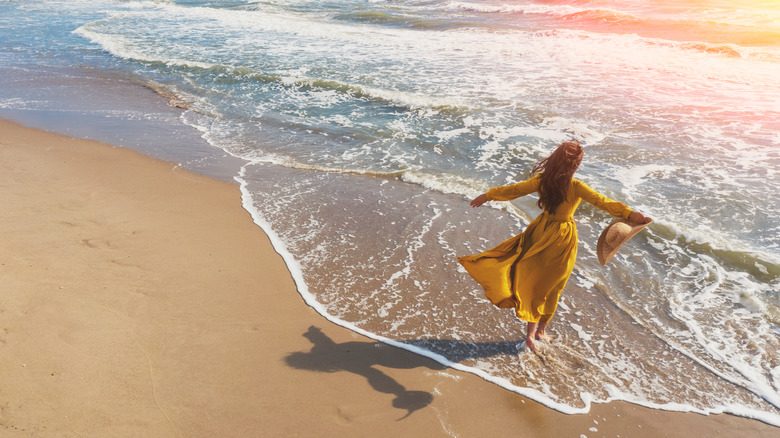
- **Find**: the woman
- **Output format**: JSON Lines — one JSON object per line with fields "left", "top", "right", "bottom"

{"left": 458, "top": 140, "right": 650, "bottom": 351}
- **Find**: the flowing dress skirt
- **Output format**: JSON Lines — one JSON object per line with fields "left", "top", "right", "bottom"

{"left": 458, "top": 212, "right": 578, "bottom": 323}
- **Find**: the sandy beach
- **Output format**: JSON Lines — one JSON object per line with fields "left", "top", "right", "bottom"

{"left": 0, "top": 118, "right": 777, "bottom": 437}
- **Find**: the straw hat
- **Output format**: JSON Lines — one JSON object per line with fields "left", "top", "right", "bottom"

{"left": 597, "top": 218, "right": 652, "bottom": 265}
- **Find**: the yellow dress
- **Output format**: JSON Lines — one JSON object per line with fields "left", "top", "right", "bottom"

{"left": 458, "top": 174, "right": 633, "bottom": 322}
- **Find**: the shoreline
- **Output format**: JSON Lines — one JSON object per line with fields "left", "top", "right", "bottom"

{"left": 1, "top": 118, "right": 777, "bottom": 437}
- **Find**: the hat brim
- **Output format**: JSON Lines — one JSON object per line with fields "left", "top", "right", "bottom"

{"left": 597, "top": 218, "right": 652, "bottom": 266}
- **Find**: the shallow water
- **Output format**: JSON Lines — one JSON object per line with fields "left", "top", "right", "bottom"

{"left": 1, "top": 0, "right": 778, "bottom": 425}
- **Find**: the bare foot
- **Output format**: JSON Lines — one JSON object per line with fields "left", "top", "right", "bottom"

{"left": 525, "top": 336, "right": 537, "bottom": 351}
{"left": 535, "top": 330, "right": 550, "bottom": 342}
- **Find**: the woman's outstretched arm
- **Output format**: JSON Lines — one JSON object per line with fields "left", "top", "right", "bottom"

{"left": 574, "top": 179, "right": 651, "bottom": 223}
{"left": 470, "top": 175, "right": 541, "bottom": 208}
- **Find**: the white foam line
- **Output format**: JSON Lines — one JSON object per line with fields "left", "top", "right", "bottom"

{"left": 73, "top": 26, "right": 216, "bottom": 69}
{"left": 234, "top": 160, "right": 780, "bottom": 427}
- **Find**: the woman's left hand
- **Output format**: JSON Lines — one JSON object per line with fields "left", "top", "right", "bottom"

{"left": 470, "top": 193, "right": 488, "bottom": 208}
{"left": 629, "top": 211, "right": 651, "bottom": 224}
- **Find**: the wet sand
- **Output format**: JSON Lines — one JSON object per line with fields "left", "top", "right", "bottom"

{"left": 0, "top": 118, "right": 776, "bottom": 437}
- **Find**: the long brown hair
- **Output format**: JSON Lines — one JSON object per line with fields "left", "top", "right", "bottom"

{"left": 531, "top": 139, "right": 583, "bottom": 214}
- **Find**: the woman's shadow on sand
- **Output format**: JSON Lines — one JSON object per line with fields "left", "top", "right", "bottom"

{"left": 285, "top": 326, "right": 522, "bottom": 420}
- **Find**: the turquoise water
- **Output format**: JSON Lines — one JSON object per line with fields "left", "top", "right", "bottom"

{"left": 1, "top": 0, "right": 778, "bottom": 424}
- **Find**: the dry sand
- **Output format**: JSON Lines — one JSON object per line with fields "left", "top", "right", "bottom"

{"left": 1, "top": 118, "right": 777, "bottom": 437}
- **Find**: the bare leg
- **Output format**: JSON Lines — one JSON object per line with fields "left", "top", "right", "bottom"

{"left": 526, "top": 321, "right": 538, "bottom": 351}
{"left": 535, "top": 314, "right": 552, "bottom": 341}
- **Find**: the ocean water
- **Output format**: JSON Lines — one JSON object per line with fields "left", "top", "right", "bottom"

{"left": 1, "top": 0, "right": 778, "bottom": 425}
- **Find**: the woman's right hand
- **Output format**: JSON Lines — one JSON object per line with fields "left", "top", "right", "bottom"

{"left": 470, "top": 193, "right": 488, "bottom": 208}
